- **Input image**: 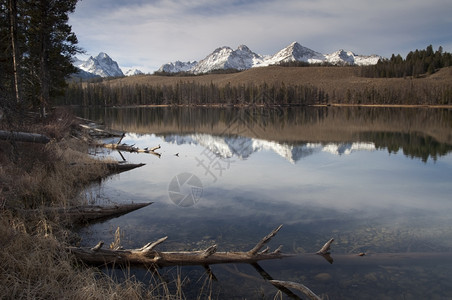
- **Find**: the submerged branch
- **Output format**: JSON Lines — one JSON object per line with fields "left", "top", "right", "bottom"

{"left": 18, "top": 202, "right": 153, "bottom": 225}
{"left": 316, "top": 238, "right": 334, "bottom": 255}
{"left": 270, "top": 280, "right": 322, "bottom": 300}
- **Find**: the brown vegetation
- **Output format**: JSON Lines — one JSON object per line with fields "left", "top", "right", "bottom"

{"left": 0, "top": 109, "right": 175, "bottom": 299}
{"left": 0, "top": 214, "right": 157, "bottom": 300}
{"left": 111, "top": 65, "right": 452, "bottom": 94}
{"left": 62, "top": 66, "right": 452, "bottom": 106}
{"left": 0, "top": 109, "right": 109, "bottom": 210}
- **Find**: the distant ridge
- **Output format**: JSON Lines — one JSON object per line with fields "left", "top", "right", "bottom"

{"left": 158, "top": 42, "right": 382, "bottom": 74}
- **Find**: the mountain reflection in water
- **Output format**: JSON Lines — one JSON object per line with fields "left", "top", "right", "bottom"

{"left": 78, "top": 106, "right": 452, "bottom": 162}
{"left": 162, "top": 133, "right": 378, "bottom": 163}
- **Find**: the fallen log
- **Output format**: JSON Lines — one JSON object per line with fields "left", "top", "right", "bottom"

{"left": 0, "top": 130, "right": 50, "bottom": 144}
{"left": 19, "top": 202, "right": 152, "bottom": 225}
{"left": 78, "top": 123, "right": 123, "bottom": 138}
{"left": 101, "top": 143, "right": 161, "bottom": 157}
{"left": 69, "top": 224, "right": 289, "bottom": 268}
{"left": 59, "top": 202, "right": 153, "bottom": 224}
{"left": 105, "top": 162, "right": 146, "bottom": 173}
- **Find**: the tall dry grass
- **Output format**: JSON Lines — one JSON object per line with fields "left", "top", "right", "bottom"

{"left": 0, "top": 109, "right": 198, "bottom": 299}
{"left": 0, "top": 213, "right": 176, "bottom": 300}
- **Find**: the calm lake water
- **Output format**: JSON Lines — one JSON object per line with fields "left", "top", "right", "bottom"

{"left": 75, "top": 106, "right": 452, "bottom": 299}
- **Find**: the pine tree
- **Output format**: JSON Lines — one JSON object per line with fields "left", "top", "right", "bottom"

{"left": 23, "top": 0, "right": 80, "bottom": 116}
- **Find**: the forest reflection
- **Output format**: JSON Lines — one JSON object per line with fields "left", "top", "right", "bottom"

{"left": 76, "top": 106, "right": 452, "bottom": 162}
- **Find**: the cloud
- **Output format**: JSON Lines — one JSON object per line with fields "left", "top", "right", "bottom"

{"left": 69, "top": 0, "right": 452, "bottom": 72}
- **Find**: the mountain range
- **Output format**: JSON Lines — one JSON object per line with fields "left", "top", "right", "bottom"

{"left": 159, "top": 42, "right": 382, "bottom": 74}
{"left": 72, "top": 42, "right": 382, "bottom": 78}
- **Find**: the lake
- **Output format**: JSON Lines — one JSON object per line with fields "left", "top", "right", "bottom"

{"left": 75, "top": 106, "right": 452, "bottom": 299}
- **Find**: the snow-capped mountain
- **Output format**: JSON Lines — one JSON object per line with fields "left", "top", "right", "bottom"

{"left": 163, "top": 133, "right": 375, "bottom": 163}
{"left": 159, "top": 42, "right": 382, "bottom": 74}
{"left": 73, "top": 52, "right": 124, "bottom": 77}
{"left": 191, "top": 45, "right": 265, "bottom": 74}
{"left": 325, "top": 49, "right": 381, "bottom": 66}
{"left": 123, "top": 68, "right": 144, "bottom": 76}
{"left": 264, "top": 42, "right": 324, "bottom": 65}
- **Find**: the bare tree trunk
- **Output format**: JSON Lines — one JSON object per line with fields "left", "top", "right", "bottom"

{"left": 8, "top": 0, "right": 21, "bottom": 104}
{"left": 38, "top": 3, "right": 50, "bottom": 118}
{"left": 39, "top": 37, "right": 49, "bottom": 118}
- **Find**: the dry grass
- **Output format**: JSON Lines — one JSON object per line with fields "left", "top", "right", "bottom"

{"left": 0, "top": 109, "right": 197, "bottom": 299}
{"left": 0, "top": 109, "right": 110, "bottom": 209}
{"left": 0, "top": 213, "right": 181, "bottom": 300}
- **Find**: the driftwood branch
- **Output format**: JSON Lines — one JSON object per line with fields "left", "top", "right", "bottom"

{"left": 0, "top": 130, "right": 50, "bottom": 144}
{"left": 105, "top": 162, "right": 146, "bottom": 173}
{"left": 251, "top": 263, "right": 301, "bottom": 299}
{"left": 91, "top": 241, "right": 104, "bottom": 252}
{"left": 78, "top": 123, "right": 123, "bottom": 138}
{"left": 69, "top": 225, "right": 288, "bottom": 268}
{"left": 139, "top": 236, "right": 168, "bottom": 253}
{"left": 101, "top": 143, "right": 161, "bottom": 157}
{"left": 316, "top": 238, "right": 334, "bottom": 255}
{"left": 248, "top": 224, "right": 283, "bottom": 256}
{"left": 316, "top": 238, "right": 335, "bottom": 264}
{"left": 270, "top": 280, "right": 321, "bottom": 300}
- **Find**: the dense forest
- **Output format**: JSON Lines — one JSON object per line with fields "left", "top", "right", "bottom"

{"left": 0, "top": 0, "right": 79, "bottom": 118}
{"left": 60, "top": 71, "right": 452, "bottom": 107}
{"left": 360, "top": 45, "right": 452, "bottom": 78}
{"left": 61, "top": 81, "right": 328, "bottom": 106}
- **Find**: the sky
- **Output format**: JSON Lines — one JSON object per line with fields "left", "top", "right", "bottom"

{"left": 69, "top": 0, "right": 452, "bottom": 73}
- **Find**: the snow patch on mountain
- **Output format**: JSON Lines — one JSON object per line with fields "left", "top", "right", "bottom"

{"left": 123, "top": 68, "right": 144, "bottom": 76}
{"left": 158, "top": 61, "right": 198, "bottom": 73}
{"left": 159, "top": 42, "right": 383, "bottom": 74}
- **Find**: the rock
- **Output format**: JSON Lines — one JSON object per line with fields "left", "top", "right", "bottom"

{"left": 314, "top": 273, "right": 332, "bottom": 281}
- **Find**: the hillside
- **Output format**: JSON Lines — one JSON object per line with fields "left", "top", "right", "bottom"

{"left": 99, "top": 66, "right": 452, "bottom": 105}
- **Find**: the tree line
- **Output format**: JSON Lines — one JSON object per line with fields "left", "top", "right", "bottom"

{"left": 360, "top": 45, "right": 452, "bottom": 78}
{"left": 60, "top": 76, "right": 452, "bottom": 107}
{"left": 60, "top": 81, "right": 328, "bottom": 106}
{"left": 0, "top": 0, "right": 79, "bottom": 119}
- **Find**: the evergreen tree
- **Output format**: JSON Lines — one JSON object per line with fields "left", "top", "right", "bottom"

{"left": 360, "top": 45, "right": 451, "bottom": 78}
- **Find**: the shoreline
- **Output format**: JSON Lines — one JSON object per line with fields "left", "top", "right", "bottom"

{"left": 67, "top": 103, "right": 452, "bottom": 109}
